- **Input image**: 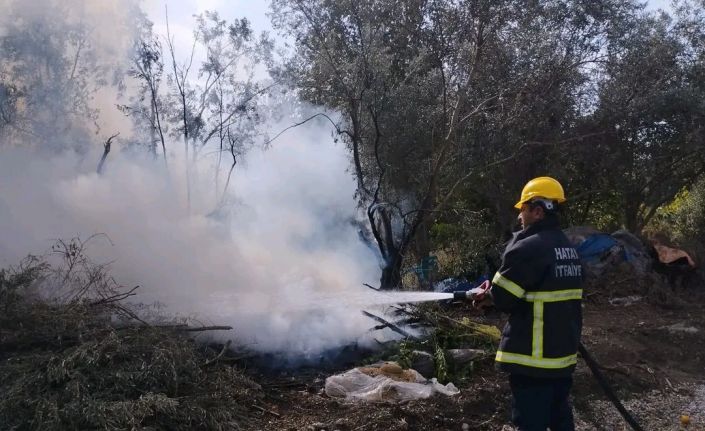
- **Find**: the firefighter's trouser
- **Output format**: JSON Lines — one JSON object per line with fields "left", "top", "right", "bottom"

{"left": 509, "top": 374, "right": 575, "bottom": 431}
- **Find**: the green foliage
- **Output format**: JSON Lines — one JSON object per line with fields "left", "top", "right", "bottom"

{"left": 273, "top": 0, "right": 705, "bottom": 264}
{"left": 396, "top": 340, "right": 413, "bottom": 370}
{"left": 433, "top": 342, "right": 448, "bottom": 384}
{"left": 649, "top": 177, "right": 705, "bottom": 257}
{"left": 0, "top": 256, "right": 48, "bottom": 313}
{"left": 661, "top": 178, "right": 705, "bottom": 244}
{"left": 430, "top": 209, "right": 498, "bottom": 279}
{"left": 432, "top": 316, "right": 500, "bottom": 352}
{"left": 566, "top": 7, "right": 705, "bottom": 232}
{"left": 378, "top": 302, "right": 500, "bottom": 384}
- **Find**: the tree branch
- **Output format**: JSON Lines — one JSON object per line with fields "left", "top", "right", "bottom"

{"left": 96, "top": 132, "right": 120, "bottom": 174}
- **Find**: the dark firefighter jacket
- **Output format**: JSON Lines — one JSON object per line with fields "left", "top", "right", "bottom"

{"left": 490, "top": 215, "right": 583, "bottom": 378}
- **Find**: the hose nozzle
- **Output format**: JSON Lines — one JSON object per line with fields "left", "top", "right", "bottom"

{"left": 453, "top": 286, "right": 488, "bottom": 301}
{"left": 453, "top": 290, "right": 472, "bottom": 300}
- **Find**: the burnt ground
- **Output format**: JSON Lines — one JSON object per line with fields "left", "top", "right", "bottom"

{"left": 246, "top": 285, "right": 705, "bottom": 431}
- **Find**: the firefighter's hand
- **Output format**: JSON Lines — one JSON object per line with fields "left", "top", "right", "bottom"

{"left": 469, "top": 280, "right": 490, "bottom": 300}
{"left": 472, "top": 280, "right": 492, "bottom": 309}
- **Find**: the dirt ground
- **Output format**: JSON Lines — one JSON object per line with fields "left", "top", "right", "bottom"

{"left": 246, "top": 284, "right": 705, "bottom": 431}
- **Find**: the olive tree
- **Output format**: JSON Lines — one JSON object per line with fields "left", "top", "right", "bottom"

{"left": 272, "top": 0, "right": 639, "bottom": 288}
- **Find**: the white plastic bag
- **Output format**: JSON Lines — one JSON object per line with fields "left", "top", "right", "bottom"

{"left": 325, "top": 367, "right": 459, "bottom": 402}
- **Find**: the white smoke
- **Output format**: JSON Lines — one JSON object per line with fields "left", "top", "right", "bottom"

{"left": 0, "top": 119, "right": 385, "bottom": 354}
{"left": 0, "top": 0, "right": 391, "bottom": 357}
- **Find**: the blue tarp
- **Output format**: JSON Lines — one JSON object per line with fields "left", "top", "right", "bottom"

{"left": 576, "top": 233, "right": 620, "bottom": 262}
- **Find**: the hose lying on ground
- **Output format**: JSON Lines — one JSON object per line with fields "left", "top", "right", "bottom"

{"left": 578, "top": 342, "right": 645, "bottom": 431}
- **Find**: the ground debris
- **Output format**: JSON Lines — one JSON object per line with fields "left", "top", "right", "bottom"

{"left": 608, "top": 295, "right": 643, "bottom": 306}
{"left": 575, "top": 385, "right": 705, "bottom": 431}
{"left": 661, "top": 322, "right": 700, "bottom": 334}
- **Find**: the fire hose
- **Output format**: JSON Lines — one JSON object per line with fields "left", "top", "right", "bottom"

{"left": 578, "top": 342, "right": 645, "bottom": 431}
{"left": 452, "top": 289, "right": 645, "bottom": 431}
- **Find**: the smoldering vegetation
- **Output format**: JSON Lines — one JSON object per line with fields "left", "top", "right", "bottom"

{"left": 0, "top": 245, "right": 263, "bottom": 430}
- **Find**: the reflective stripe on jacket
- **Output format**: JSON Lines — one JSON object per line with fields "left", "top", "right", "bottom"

{"left": 490, "top": 215, "right": 583, "bottom": 378}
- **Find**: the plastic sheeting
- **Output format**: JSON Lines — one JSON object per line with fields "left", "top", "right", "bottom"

{"left": 325, "top": 366, "right": 460, "bottom": 402}
{"left": 653, "top": 244, "right": 696, "bottom": 267}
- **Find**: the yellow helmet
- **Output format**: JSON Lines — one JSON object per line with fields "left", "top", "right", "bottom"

{"left": 514, "top": 177, "right": 566, "bottom": 209}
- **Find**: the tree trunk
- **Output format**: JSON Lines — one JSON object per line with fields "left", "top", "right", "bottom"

{"left": 623, "top": 196, "right": 640, "bottom": 233}
{"left": 184, "top": 134, "right": 191, "bottom": 211}
{"left": 149, "top": 102, "right": 157, "bottom": 158}
{"left": 412, "top": 213, "right": 433, "bottom": 289}
{"left": 380, "top": 251, "right": 403, "bottom": 290}
{"left": 369, "top": 204, "right": 404, "bottom": 290}
{"left": 96, "top": 133, "right": 118, "bottom": 175}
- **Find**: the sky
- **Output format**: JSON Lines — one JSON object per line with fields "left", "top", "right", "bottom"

{"left": 144, "top": 0, "right": 674, "bottom": 25}
{"left": 145, "top": 0, "right": 272, "bottom": 33}
{"left": 144, "top": 0, "right": 276, "bottom": 57}
{"left": 648, "top": 0, "right": 673, "bottom": 11}
{"left": 144, "top": 0, "right": 676, "bottom": 64}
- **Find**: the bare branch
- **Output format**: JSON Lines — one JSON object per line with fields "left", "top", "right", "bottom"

{"left": 203, "top": 340, "right": 232, "bottom": 367}
{"left": 96, "top": 132, "right": 120, "bottom": 175}
{"left": 181, "top": 325, "right": 233, "bottom": 332}
{"left": 262, "top": 112, "right": 343, "bottom": 147}
{"left": 361, "top": 310, "right": 417, "bottom": 340}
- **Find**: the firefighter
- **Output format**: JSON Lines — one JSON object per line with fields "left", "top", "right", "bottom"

{"left": 473, "top": 176, "right": 583, "bottom": 431}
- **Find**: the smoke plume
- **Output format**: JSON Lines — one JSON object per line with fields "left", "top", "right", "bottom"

{"left": 0, "top": 121, "right": 384, "bottom": 354}
{"left": 0, "top": 0, "right": 386, "bottom": 357}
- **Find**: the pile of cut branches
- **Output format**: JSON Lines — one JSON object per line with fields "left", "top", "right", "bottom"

{"left": 0, "top": 240, "right": 262, "bottom": 431}
{"left": 386, "top": 302, "right": 501, "bottom": 346}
